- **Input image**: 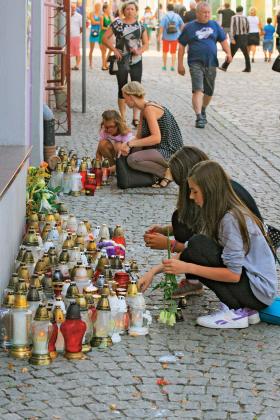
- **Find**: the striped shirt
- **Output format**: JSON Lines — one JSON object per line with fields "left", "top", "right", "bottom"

{"left": 230, "top": 14, "right": 249, "bottom": 41}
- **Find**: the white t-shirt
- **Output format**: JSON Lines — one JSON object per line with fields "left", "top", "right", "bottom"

{"left": 71, "top": 12, "right": 82, "bottom": 37}
{"left": 247, "top": 16, "right": 259, "bottom": 33}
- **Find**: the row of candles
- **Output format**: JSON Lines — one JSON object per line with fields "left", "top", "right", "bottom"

{"left": 49, "top": 147, "right": 111, "bottom": 196}
{"left": 0, "top": 204, "right": 151, "bottom": 366}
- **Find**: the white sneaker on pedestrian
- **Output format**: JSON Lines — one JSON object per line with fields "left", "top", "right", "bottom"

{"left": 196, "top": 307, "right": 249, "bottom": 329}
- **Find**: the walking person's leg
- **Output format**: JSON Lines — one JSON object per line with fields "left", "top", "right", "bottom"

{"left": 129, "top": 61, "right": 143, "bottom": 125}
{"left": 220, "top": 41, "right": 238, "bottom": 70}
{"left": 170, "top": 41, "right": 178, "bottom": 71}
{"left": 240, "top": 42, "right": 251, "bottom": 72}
{"left": 89, "top": 42, "right": 95, "bottom": 69}
{"left": 189, "top": 63, "right": 206, "bottom": 129}
{"left": 116, "top": 64, "right": 129, "bottom": 119}
{"left": 162, "top": 40, "right": 169, "bottom": 70}
{"left": 201, "top": 67, "right": 216, "bottom": 124}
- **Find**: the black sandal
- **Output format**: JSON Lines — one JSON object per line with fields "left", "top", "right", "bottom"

{"left": 132, "top": 119, "right": 139, "bottom": 128}
{"left": 152, "top": 177, "right": 172, "bottom": 188}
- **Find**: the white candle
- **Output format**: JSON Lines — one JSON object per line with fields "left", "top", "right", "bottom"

{"left": 12, "top": 310, "right": 29, "bottom": 346}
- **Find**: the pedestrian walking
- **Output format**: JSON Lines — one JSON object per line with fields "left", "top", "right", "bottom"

{"left": 161, "top": 161, "right": 277, "bottom": 329}
{"left": 275, "top": 8, "right": 280, "bottom": 53}
{"left": 118, "top": 81, "right": 183, "bottom": 187}
{"left": 247, "top": 7, "right": 262, "bottom": 63}
{"left": 102, "top": 1, "right": 148, "bottom": 126}
{"left": 99, "top": 4, "right": 112, "bottom": 70}
{"left": 178, "top": 2, "right": 232, "bottom": 129}
{"left": 139, "top": 146, "right": 263, "bottom": 298}
{"left": 219, "top": 6, "right": 251, "bottom": 73}
{"left": 96, "top": 110, "right": 134, "bottom": 172}
{"left": 141, "top": 6, "right": 154, "bottom": 44}
{"left": 70, "top": 2, "right": 82, "bottom": 70}
{"left": 88, "top": 3, "right": 102, "bottom": 69}
{"left": 262, "top": 18, "right": 275, "bottom": 63}
{"left": 158, "top": 4, "right": 184, "bottom": 72}
{"left": 183, "top": 2, "right": 197, "bottom": 24}
{"left": 217, "top": 2, "right": 235, "bottom": 39}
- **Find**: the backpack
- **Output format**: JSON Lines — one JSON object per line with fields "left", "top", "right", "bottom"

{"left": 166, "top": 15, "right": 177, "bottom": 34}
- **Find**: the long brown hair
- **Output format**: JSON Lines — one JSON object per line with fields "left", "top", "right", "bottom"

{"left": 188, "top": 161, "right": 265, "bottom": 253}
{"left": 169, "top": 146, "right": 209, "bottom": 231}
{"left": 101, "top": 110, "right": 131, "bottom": 136}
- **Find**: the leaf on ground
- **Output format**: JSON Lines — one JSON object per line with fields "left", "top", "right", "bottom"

{"left": 132, "top": 391, "right": 142, "bottom": 398}
{"left": 132, "top": 375, "right": 142, "bottom": 382}
{"left": 21, "top": 367, "right": 29, "bottom": 373}
{"left": 52, "top": 416, "right": 61, "bottom": 419}
{"left": 156, "top": 378, "right": 170, "bottom": 386}
{"left": 161, "top": 363, "right": 169, "bottom": 369}
{"left": 7, "top": 362, "right": 14, "bottom": 370}
{"left": 109, "top": 404, "right": 117, "bottom": 411}
{"left": 251, "top": 386, "right": 260, "bottom": 396}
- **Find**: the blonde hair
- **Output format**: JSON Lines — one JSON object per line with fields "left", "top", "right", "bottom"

{"left": 121, "top": 1, "right": 139, "bottom": 14}
{"left": 122, "top": 81, "right": 145, "bottom": 98}
{"left": 249, "top": 7, "right": 256, "bottom": 15}
{"left": 93, "top": 2, "right": 101, "bottom": 14}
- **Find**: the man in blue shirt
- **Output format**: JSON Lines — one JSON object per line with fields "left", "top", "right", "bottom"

{"left": 178, "top": 2, "right": 232, "bottom": 128}
{"left": 159, "top": 4, "right": 184, "bottom": 71}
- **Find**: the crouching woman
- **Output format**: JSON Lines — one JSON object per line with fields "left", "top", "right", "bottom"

{"left": 163, "top": 161, "right": 277, "bottom": 329}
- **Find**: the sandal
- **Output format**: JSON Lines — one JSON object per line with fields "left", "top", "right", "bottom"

{"left": 71, "top": 66, "right": 79, "bottom": 71}
{"left": 152, "top": 177, "right": 172, "bottom": 188}
{"left": 101, "top": 67, "right": 109, "bottom": 71}
{"left": 132, "top": 119, "right": 139, "bottom": 128}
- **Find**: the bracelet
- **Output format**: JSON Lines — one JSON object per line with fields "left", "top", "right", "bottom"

{"left": 170, "top": 240, "right": 177, "bottom": 253}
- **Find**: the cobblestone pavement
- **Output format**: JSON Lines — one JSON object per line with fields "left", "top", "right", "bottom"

{"left": 1, "top": 49, "right": 280, "bottom": 420}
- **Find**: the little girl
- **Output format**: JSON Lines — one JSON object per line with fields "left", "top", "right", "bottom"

{"left": 96, "top": 110, "right": 134, "bottom": 172}
{"left": 163, "top": 161, "right": 277, "bottom": 329}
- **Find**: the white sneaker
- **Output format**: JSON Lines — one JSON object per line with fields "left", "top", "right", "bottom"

{"left": 243, "top": 308, "right": 260, "bottom": 325}
{"left": 196, "top": 308, "right": 249, "bottom": 329}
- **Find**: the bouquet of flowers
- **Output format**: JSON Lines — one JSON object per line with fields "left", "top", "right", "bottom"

{"left": 26, "top": 162, "right": 60, "bottom": 214}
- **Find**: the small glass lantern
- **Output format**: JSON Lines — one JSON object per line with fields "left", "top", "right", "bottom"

{"left": 10, "top": 293, "right": 32, "bottom": 359}
{"left": 27, "top": 285, "right": 41, "bottom": 319}
{"left": 29, "top": 304, "right": 53, "bottom": 366}
{"left": 91, "top": 294, "right": 113, "bottom": 348}
{"left": 0, "top": 292, "right": 14, "bottom": 349}
{"left": 128, "top": 293, "right": 152, "bottom": 336}
{"left": 60, "top": 302, "right": 86, "bottom": 360}
{"left": 76, "top": 294, "right": 92, "bottom": 353}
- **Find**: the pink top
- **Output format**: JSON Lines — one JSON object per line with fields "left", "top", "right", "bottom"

{"left": 99, "top": 128, "right": 134, "bottom": 144}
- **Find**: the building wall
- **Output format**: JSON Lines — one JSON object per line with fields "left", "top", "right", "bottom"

{"left": 0, "top": 161, "right": 29, "bottom": 294}
{"left": 0, "top": 1, "right": 29, "bottom": 147}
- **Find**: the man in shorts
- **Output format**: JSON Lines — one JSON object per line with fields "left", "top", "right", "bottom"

{"left": 159, "top": 4, "right": 184, "bottom": 72}
{"left": 178, "top": 2, "right": 232, "bottom": 128}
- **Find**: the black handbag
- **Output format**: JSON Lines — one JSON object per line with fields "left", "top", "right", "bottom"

{"left": 116, "top": 155, "right": 155, "bottom": 189}
{"left": 266, "top": 224, "right": 280, "bottom": 265}
{"left": 272, "top": 55, "right": 280, "bottom": 72}
{"left": 107, "top": 55, "right": 118, "bottom": 75}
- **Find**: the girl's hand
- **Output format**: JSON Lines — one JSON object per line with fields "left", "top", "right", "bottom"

{"left": 118, "top": 143, "right": 130, "bottom": 157}
{"left": 138, "top": 271, "right": 154, "bottom": 292}
{"left": 162, "top": 259, "right": 189, "bottom": 275}
{"left": 145, "top": 224, "right": 163, "bottom": 234}
{"left": 144, "top": 233, "right": 168, "bottom": 250}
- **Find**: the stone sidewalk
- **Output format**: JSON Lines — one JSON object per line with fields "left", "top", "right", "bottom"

{"left": 1, "top": 51, "right": 280, "bottom": 420}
